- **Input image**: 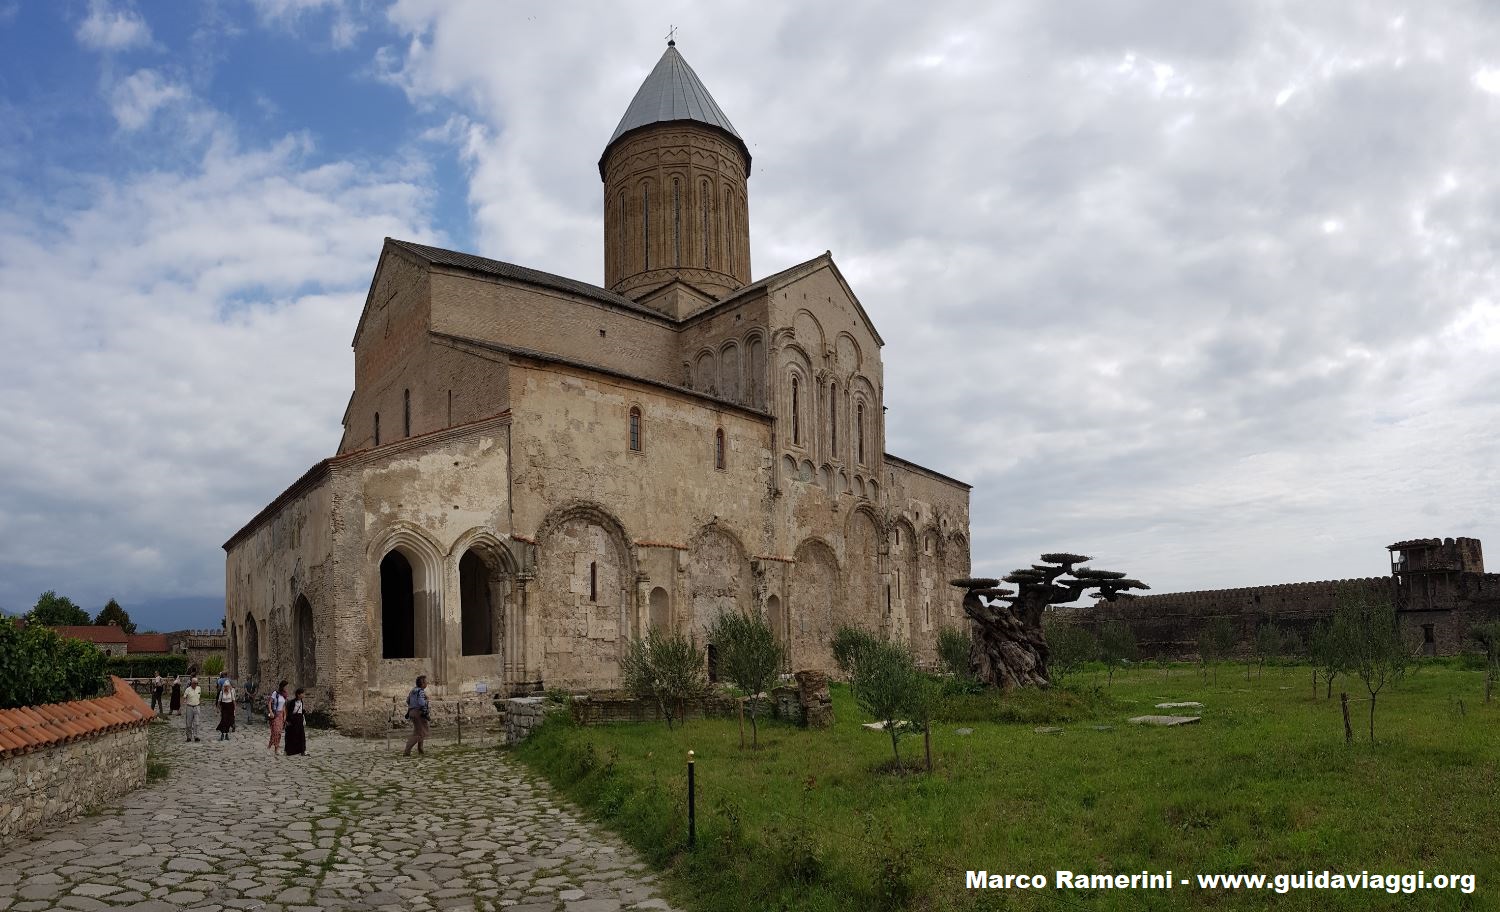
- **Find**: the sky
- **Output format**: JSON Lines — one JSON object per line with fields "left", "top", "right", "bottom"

{"left": 2, "top": 1, "right": 1499, "bottom": 631}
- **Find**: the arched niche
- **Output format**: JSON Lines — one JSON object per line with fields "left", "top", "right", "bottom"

{"left": 790, "top": 539, "right": 840, "bottom": 673}
{"left": 292, "top": 595, "right": 315, "bottom": 687}
{"left": 535, "top": 503, "right": 633, "bottom": 689}
{"left": 649, "top": 586, "right": 670, "bottom": 631}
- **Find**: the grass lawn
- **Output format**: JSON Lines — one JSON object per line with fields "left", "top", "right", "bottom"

{"left": 512, "top": 661, "right": 1498, "bottom": 911}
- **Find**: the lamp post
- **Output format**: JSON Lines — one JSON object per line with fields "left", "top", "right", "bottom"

{"left": 687, "top": 749, "right": 696, "bottom": 849}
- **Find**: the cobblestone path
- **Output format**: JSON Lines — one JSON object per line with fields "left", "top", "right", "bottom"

{"left": 0, "top": 719, "right": 679, "bottom": 912}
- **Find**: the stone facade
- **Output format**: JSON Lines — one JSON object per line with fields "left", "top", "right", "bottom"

{"left": 1072, "top": 537, "right": 1500, "bottom": 658}
{"left": 222, "top": 44, "right": 972, "bottom": 731}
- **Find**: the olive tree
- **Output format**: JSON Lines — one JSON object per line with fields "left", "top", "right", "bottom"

{"left": 708, "top": 610, "right": 787, "bottom": 748}
{"left": 1332, "top": 586, "right": 1412, "bottom": 742}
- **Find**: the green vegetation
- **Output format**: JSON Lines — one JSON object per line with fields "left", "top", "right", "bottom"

{"left": 1469, "top": 621, "right": 1500, "bottom": 703}
{"left": 201, "top": 654, "right": 226, "bottom": 677}
{"left": 0, "top": 619, "right": 107, "bottom": 708}
{"left": 26, "top": 590, "right": 90, "bottom": 626}
{"left": 1097, "top": 620, "right": 1138, "bottom": 686}
{"left": 619, "top": 628, "right": 712, "bottom": 728}
{"left": 1331, "top": 586, "right": 1412, "bottom": 742}
{"left": 935, "top": 625, "right": 972, "bottom": 681}
{"left": 1041, "top": 615, "right": 1097, "bottom": 683}
{"left": 706, "top": 610, "right": 786, "bottom": 748}
{"left": 1197, "top": 616, "right": 1237, "bottom": 682}
{"left": 830, "top": 625, "right": 881, "bottom": 678}
{"left": 106, "top": 653, "right": 189, "bottom": 678}
{"left": 93, "top": 597, "right": 137, "bottom": 634}
{"left": 514, "top": 662, "right": 1500, "bottom": 912}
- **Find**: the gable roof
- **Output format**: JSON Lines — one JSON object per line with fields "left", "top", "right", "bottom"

{"left": 49, "top": 625, "right": 127, "bottom": 645}
{"left": 603, "top": 43, "right": 750, "bottom": 175}
{"left": 126, "top": 633, "right": 170, "bottom": 654}
{"left": 385, "top": 238, "right": 670, "bottom": 321}
{"left": 685, "top": 251, "right": 886, "bottom": 346}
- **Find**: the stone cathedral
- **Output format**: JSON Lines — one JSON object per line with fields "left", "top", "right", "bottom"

{"left": 223, "top": 42, "right": 972, "bottom": 728}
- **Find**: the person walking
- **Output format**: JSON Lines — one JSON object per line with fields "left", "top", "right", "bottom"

{"left": 403, "top": 675, "right": 430, "bottom": 757}
{"left": 168, "top": 676, "right": 183, "bottom": 716}
{"left": 182, "top": 677, "right": 202, "bottom": 742}
{"left": 150, "top": 672, "right": 164, "bottom": 713}
{"left": 285, "top": 688, "right": 307, "bottom": 757}
{"left": 266, "top": 680, "right": 289, "bottom": 755}
{"left": 216, "top": 677, "right": 237, "bottom": 741}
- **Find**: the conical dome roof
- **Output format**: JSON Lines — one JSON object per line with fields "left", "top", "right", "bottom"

{"left": 601, "top": 43, "right": 750, "bottom": 175}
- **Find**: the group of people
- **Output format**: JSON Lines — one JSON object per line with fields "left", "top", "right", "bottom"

{"left": 147, "top": 670, "right": 308, "bottom": 756}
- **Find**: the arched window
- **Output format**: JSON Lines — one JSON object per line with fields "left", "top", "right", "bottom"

{"left": 403, "top": 388, "right": 411, "bottom": 438}
{"left": 791, "top": 377, "right": 801, "bottom": 445}
{"left": 373, "top": 412, "right": 380, "bottom": 447}
{"left": 700, "top": 180, "right": 710, "bottom": 267}
{"left": 856, "top": 403, "right": 865, "bottom": 465}
{"left": 673, "top": 178, "right": 681, "bottom": 266}
{"left": 617, "top": 191, "right": 625, "bottom": 271}
{"left": 829, "top": 385, "right": 837, "bottom": 456}
{"left": 589, "top": 561, "right": 598, "bottom": 602}
{"left": 715, "top": 428, "right": 725, "bottom": 470}
{"left": 629, "top": 407, "right": 642, "bottom": 452}
{"left": 642, "top": 185, "right": 651, "bottom": 270}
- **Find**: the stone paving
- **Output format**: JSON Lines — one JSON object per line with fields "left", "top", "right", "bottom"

{"left": 0, "top": 717, "right": 680, "bottom": 912}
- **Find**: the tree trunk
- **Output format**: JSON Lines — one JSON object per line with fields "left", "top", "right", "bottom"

{"left": 924, "top": 725, "right": 933, "bottom": 773}
{"left": 738, "top": 698, "right": 745, "bottom": 750}
{"left": 1340, "top": 692, "right": 1352, "bottom": 744}
{"left": 961, "top": 591, "right": 1051, "bottom": 689}
{"left": 1326, "top": 675, "right": 1334, "bottom": 700}
{"left": 750, "top": 706, "right": 759, "bottom": 748}
{"left": 888, "top": 724, "right": 901, "bottom": 768}
{"left": 1312, "top": 668, "right": 1317, "bottom": 701}
{"left": 1368, "top": 693, "right": 1376, "bottom": 743}
{"left": 1486, "top": 673, "right": 1493, "bottom": 705}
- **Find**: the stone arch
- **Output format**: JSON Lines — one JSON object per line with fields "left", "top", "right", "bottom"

{"left": 766, "top": 593, "right": 784, "bottom": 646}
{"left": 844, "top": 507, "right": 882, "bottom": 632}
{"left": 835, "top": 332, "right": 862, "bottom": 373}
{"left": 855, "top": 475, "right": 866, "bottom": 498}
{"left": 893, "top": 518, "right": 922, "bottom": 648}
{"left": 790, "top": 538, "right": 840, "bottom": 673}
{"left": 948, "top": 532, "right": 971, "bottom": 578}
{"left": 649, "top": 586, "right": 670, "bottom": 630}
{"left": 368, "top": 523, "right": 444, "bottom": 667}
{"left": 244, "top": 616, "right": 261, "bottom": 683}
{"left": 793, "top": 309, "right": 826, "bottom": 355}
{"left": 694, "top": 349, "right": 717, "bottom": 394}
{"left": 781, "top": 454, "right": 797, "bottom": 482}
{"left": 719, "top": 340, "right": 742, "bottom": 402}
{"left": 292, "top": 594, "right": 315, "bottom": 687}
{"left": 799, "top": 459, "right": 815, "bottom": 483}
{"left": 535, "top": 502, "right": 635, "bottom": 690}
{"left": 819, "top": 464, "right": 833, "bottom": 494}
{"left": 783, "top": 359, "right": 811, "bottom": 449}
{"left": 745, "top": 332, "right": 766, "bottom": 408}
{"left": 868, "top": 478, "right": 880, "bottom": 503}
{"left": 686, "top": 525, "right": 753, "bottom": 641}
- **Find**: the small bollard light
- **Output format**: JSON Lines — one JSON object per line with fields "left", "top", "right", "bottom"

{"left": 687, "top": 749, "right": 696, "bottom": 849}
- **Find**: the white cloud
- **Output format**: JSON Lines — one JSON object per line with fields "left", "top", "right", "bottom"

{"left": 109, "top": 69, "right": 188, "bottom": 130}
{"left": 75, "top": 0, "right": 152, "bottom": 51}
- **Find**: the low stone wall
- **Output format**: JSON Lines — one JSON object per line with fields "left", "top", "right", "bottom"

{"left": 0, "top": 677, "right": 154, "bottom": 850}
{"left": 336, "top": 694, "right": 505, "bottom": 739}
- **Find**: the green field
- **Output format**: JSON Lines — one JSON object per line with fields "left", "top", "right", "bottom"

{"left": 512, "top": 662, "right": 1498, "bottom": 911}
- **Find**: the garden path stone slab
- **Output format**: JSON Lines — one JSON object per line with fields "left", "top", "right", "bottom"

{"left": 1128, "top": 715, "right": 1201, "bottom": 726}
{"left": 1155, "top": 702, "right": 1203, "bottom": 709}
{"left": 0, "top": 721, "right": 680, "bottom": 912}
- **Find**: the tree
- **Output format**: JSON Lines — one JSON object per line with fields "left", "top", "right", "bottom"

{"left": 951, "top": 554, "right": 1147, "bottom": 689}
{"left": 1253, "top": 623, "right": 1285, "bottom": 678}
{"left": 620, "top": 628, "right": 712, "bottom": 728}
{"left": 1042, "top": 616, "right": 1097, "bottom": 684}
{"left": 0, "top": 619, "right": 107, "bottom": 708}
{"left": 935, "top": 625, "right": 973, "bottom": 681}
{"left": 27, "top": 590, "right": 90, "bottom": 626}
{"left": 1097, "top": 620, "right": 1138, "bottom": 686}
{"left": 1197, "top": 617, "right": 1236, "bottom": 683}
{"left": 831, "top": 625, "right": 881, "bottom": 679}
{"left": 708, "top": 610, "right": 787, "bottom": 748}
{"left": 1308, "top": 620, "right": 1345, "bottom": 699}
{"left": 1472, "top": 621, "right": 1500, "bottom": 703}
{"left": 850, "top": 640, "right": 921, "bottom": 768}
{"left": 94, "top": 598, "right": 137, "bottom": 635}
{"left": 1332, "top": 585, "right": 1412, "bottom": 742}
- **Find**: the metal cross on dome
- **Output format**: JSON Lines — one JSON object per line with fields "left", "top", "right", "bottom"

{"left": 665, "top": 25, "right": 677, "bottom": 46}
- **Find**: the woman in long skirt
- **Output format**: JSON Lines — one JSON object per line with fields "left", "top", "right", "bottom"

{"left": 168, "top": 677, "right": 182, "bottom": 716}
{"left": 216, "top": 678, "right": 237, "bottom": 740}
{"left": 267, "top": 680, "right": 289, "bottom": 755}
{"left": 285, "top": 688, "right": 307, "bottom": 756}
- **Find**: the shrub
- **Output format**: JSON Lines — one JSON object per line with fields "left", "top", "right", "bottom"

{"left": 831, "top": 625, "right": 882, "bottom": 679}
{"left": 202, "top": 655, "right": 225, "bottom": 676}
{"left": 936, "top": 625, "right": 973, "bottom": 680}
{"left": 0, "top": 620, "right": 108, "bottom": 708}
{"left": 1098, "top": 620, "right": 1139, "bottom": 685}
{"left": 105, "top": 653, "right": 189, "bottom": 679}
{"left": 850, "top": 640, "right": 923, "bottom": 768}
{"left": 619, "top": 628, "right": 711, "bottom": 728}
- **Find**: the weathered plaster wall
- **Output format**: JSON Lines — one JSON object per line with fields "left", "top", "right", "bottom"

{"left": 342, "top": 247, "right": 432, "bottom": 454}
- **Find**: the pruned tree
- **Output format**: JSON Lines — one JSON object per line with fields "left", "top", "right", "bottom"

{"left": 1253, "top": 622, "right": 1286, "bottom": 678}
{"left": 1197, "top": 617, "right": 1236, "bottom": 683}
{"left": 1098, "top": 620, "right": 1139, "bottom": 686}
{"left": 831, "top": 625, "right": 882, "bottom": 679}
{"left": 850, "top": 640, "right": 920, "bottom": 768}
{"left": 620, "top": 628, "right": 712, "bottom": 728}
{"left": 94, "top": 598, "right": 137, "bottom": 635}
{"left": 1332, "top": 585, "right": 1412, "bottom": 742}
{"left": 708, "top": 610, "right": 787, "bottom": 748}
{"left": 1472, "top": 621, "right": 1500, "bottom": 704}
{"left": 1041, "top": 616, "right": 1097, "bottom": 684}
{"left": 1308, "top": 620, "right": 1344, "bottom": 699}
{"left": 951, "top": 553, "right": 1147, "bottom": 689}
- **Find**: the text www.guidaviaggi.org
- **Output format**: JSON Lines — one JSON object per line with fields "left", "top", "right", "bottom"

{"left": 965, "top": 870, "right": 1477, "bottom": 895}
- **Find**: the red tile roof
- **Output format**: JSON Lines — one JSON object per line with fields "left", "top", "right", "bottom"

{"left": 126, "top": 634, "right": 170, "bottom": 653}
{"left": 0, "top": 676, "right": 154, "bottom": 758}
{"left": 50, "top": 624, "right": 128, "bottom": 645}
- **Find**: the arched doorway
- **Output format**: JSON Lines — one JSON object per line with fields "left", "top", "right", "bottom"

{"left": 381, "top": 551, "right": 416, "bottom": 659}
{"left": 292, "top": 596, "right": 315, "bottom": 687}
{"left": 460, "top": 549, "right": 500, "bottom": 656}
{"left": 244, "top": 616, "right": 261, "bottom": 682}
